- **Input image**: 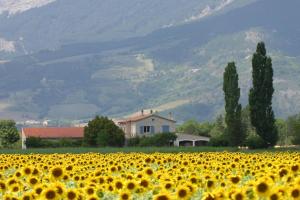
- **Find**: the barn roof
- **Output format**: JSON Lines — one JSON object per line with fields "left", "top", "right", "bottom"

{"left": 22, "top": 127, "right": 84, "bottom": 139}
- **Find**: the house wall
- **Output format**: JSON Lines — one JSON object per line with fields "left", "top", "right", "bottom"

{"left": 21, "top": 129, "right": 26, "bottom": 149}
{"left": 119, "top": 122, "right": 132, "bottom": 138}
{"left": 132, "top": 116, "right": 175, "bottom": 137}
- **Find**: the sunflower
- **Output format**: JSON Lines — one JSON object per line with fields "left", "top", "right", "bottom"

{"left": 119, "top": 190, "right": 131, "bottom": 200}
{"left": 232, "top": 189, "right": 246, "bottom": 200}
{"left": 144, "top": 167, "right": 154, "bottom": 176}
{"left": 27, "top": 176, "right": 39, "bottom": 187}
{"left": 50, "top": 167, "right": 64, "bottom": 180}
{"left": 139, "top": 179, "right": 150, "bottom": 189}
{"left": 85, "top": 186, "right": 96, "bottom": 196}
{"left": 229, "top": 175, "right": 241, "bottom": 185}
{"left": 65, "top": 189, "right": 77, "bottom": 200}
{"left": 34, "top": 184, "right": 44, "bottom": 196}
{"left": 153, "top": 191, "right": 172, "bottom": 200}
{"left": 23, "top": 167, "right": 32, "bottom": 176}
{"left": 290, "top": 187, "right": 300, "bottom": 200}
{"left": 115, "top": 180, "right": 124, "bottom": 190}
{"left": 255, "top": 180, "right": 271, "bottom": 197}
{"left": 42, "top": 188, "right": 58, "bottom": 200}
{"left": 0, "top": 181, "right": 6, "bottom": 191}
{"left": 126, "top": 180, "right": 136, "bottom": 191}
{"left": 163, "top": 181, "right": 173, "bottom": 190}
{"left": 176, "top": 186, "right": 190, "bottom": 199}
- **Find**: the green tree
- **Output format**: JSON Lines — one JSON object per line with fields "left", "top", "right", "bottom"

{"left": 84, "top": 116, "right": 125, "bottom": 147}
{"left": 276, "top": 119, "right": 288, "bottom": 146}
{"left": 223, "top": 62, "right": 244, "bottom": 146}
{"left": 176, "top": 120, "right": 212, "bottom": 136}
{"left": 0, "top": 120, "right": 20, "bottom": 148}
{"left": 249, "top": 42, "right": 278, "bottom": 147}
{"left": 287, "top": 114, "right": 300, "bottom": 145}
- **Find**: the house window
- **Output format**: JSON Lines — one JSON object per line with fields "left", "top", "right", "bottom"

{"left": 144, "top": 126, "right": 150, "bottom": 133}
{"left": 140, "top": 126, "right": 155, "bottom": 134}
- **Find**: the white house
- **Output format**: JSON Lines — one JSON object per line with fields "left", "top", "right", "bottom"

{"left": 116, "top": 110, "right": 176, "bottom": 138}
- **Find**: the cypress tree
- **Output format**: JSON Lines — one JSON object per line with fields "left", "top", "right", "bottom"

{"left": 223, "top": 62, "right": 244, "bottom": 146}
{"left": 249, "top": 42, "right": 278, "bottom": 147}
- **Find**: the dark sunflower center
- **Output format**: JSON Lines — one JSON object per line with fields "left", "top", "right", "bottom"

{"left": 67, "top": 191, "right": 76, "bottom": 199}
{"left": 121, "top": 193, "right": 129, "bottom": 200}
{"left": 157, "top": 195, "right": 169, "bottom": 200}
{"left": 127, "top": 183, "right": 135, "bottom": 190}
{"left": 46, "top": 190, "right": 56, "bottom": 199}
{"left": 52, "top": 168, "right": 63, "bottom": 178}
{"left": 292, "top": 189, "right": 300, "bottom": 198}
{"left": 257, "top": 183, "right": 268, "bottom": 193}
{"left": 178, "top": 189, "right": 187, "bottom": 197}
{"left": 270, "top": 194, "right": 279, "bottom": 200}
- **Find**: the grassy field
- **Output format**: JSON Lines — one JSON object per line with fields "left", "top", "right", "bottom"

{"left": 0, "top": 146, "right": 299, "bottom": 154}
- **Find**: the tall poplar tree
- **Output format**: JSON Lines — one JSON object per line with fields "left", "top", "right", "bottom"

{"left": 249, "top": 42, "right": 278, "bottom": 147}
{"left": 223, "top": 62, "right": 244, "bottom": 146}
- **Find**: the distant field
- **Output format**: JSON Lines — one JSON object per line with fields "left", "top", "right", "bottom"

{"left": 0, "top": 146, "right": 299, "bottom": 154}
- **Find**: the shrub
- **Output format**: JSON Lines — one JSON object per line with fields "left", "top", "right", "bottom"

{"left": 25, "top": 137, "right": 83, "bottom": 148}
{"left": 128, "top": 133, "right": 177, "bottom": 147}
{"left": 25, "top": 137, "right": 44, "bottom": 148}
{"left": 245, "top": 134, "right": 266, "bottom": 149}
{"left": 126, "top": 137, "right": 140, "bottom": 147}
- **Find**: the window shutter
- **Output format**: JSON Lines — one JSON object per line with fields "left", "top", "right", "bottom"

{"left": 140, "top": 126, "right": 143, "bottom": 134}
{"left": 162, "top": 125, "right": 170, "bottom": 133}
{"left": 151, "top": 126, "right": 155, "bottom": 134}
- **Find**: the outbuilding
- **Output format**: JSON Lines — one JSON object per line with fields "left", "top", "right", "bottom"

{"left": 174, "top": 133, "right": 210, "bottom": 147}
{"left": 21, "top": 127, "right": 84, "bottom": 149}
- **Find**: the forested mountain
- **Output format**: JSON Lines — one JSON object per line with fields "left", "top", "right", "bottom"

{"left": 0, "top": 0, "right": 299, "bottom": 122}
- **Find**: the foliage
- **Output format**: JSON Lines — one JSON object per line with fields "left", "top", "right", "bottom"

{"left": 127, "top": 133, "right": 177, "bottom": 147}
{"left": 244, "top": 134, "right": 266, "bottom": 149}
{"left": 25, "top": 137, "right": 44, "bottom": 148}
{"left": 287, "top": 114, "right": 300, "bottom": 145}
{"left": 223, "top": 62, "right": 245, "bottom": 146}
{"left": 249, "top": 42, "right": 278, "bottom": 147}
{"left": 84, "top": 116, "right": 125, "bottom": 147}
{"left": 126, "top": 137, "right": 141, "bottom": 147}
{"left": 0, "top": 120, "right": 20, "bottom": 148}
{"left": 208, "top": 134, "right": 229, "bottom": 147}
{"left": 25, "top": 137, "right": 83, "bottom": 148}
{"left": 176, "top": 120, "right": 213, "bottom": 137}
{"left": 276, "top": 119, "right": 288, "bottom": 146}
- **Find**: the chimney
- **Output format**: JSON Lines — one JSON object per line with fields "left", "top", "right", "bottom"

{"left": 169, "top": 112, "right": 173, "bottom": 120}
{"left": 141, "top": 109, "right": 144, "bottom": 116}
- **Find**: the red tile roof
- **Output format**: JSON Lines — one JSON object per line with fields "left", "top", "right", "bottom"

{"left": 22, "top": 127, "right": 84, "bottom": 139}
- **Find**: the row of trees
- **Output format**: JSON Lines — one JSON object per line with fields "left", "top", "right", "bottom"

{"left": 223, "top": 42, "right": 277, "bottom": 148}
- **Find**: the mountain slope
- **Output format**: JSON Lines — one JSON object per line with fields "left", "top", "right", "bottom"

{"left": 0, "top": 0, "right": 299, "bottom": 122}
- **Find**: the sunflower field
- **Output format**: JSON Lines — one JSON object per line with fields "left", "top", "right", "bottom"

{"left": 0, "top": 152, "right": 300, "bottom": 200}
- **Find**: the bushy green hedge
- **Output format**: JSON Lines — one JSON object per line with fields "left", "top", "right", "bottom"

{"left": 25, "top": 137, "right": 83, "bottom": 148}
{"left": 127, "top": 133, "right": 177, "bottom": 147}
